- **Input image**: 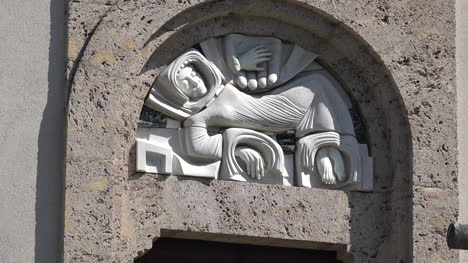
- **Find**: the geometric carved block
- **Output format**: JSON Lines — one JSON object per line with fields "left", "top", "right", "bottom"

{"left": 136, "top": 139, "right": 173, "bottom": 174}
{"left": 136, "top": 127, "right": 220, "bottom": 178}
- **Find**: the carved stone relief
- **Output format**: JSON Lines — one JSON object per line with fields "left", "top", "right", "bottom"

{"left": 136, "top": 34, "right": 372, "bottom": 191}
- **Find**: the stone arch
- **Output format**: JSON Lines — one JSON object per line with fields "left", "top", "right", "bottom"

{"left": 65, "top": 0, "right": 413, "bottom": 262}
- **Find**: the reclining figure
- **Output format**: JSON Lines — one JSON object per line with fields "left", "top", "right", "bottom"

{"left": 146, "top": 34, "right": 368, "bottom": 188}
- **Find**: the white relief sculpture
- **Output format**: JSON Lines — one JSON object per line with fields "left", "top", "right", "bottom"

{"left": 136, "top": 127, "right": 220, "bottom": 178}
{"left": 145, "top": 49, "right": 224, "bottom": 120}
{"left": 221, "top": 128, "right": 290, "bottom": 186}
{"left": 138, "top": 33, "right": 373, "bottom": 191}
{"left": 295, "top": 132, "right": 372, "bottom": 190}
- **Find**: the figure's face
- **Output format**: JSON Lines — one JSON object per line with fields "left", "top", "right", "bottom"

{"left": 177, "top": 64, "right": 207, "bottom": 99}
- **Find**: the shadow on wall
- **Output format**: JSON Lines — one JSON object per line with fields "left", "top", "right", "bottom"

{"left": 35, "top": 0, "right": 66, "bottom": 261}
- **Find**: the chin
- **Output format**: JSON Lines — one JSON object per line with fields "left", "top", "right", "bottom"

{"left": 192, "top": 89, "right": 207, "bottom": 98}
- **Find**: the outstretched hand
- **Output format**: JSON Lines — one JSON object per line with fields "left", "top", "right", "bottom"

{"left": 231, "top": 45, "right": 271, "bottom": 72}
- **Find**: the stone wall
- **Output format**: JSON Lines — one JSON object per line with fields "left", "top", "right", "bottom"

{"left": 65, "top": 1, "right": 456, "bottom": 262}
{"left": 457, "top": 0, "right": 468, "bottom": 261}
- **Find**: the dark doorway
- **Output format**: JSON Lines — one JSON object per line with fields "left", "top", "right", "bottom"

{"left": 135, "top": 237, "right": 343, "bottom": 263}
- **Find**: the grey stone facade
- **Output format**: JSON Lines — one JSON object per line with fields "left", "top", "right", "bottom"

{"left": 65, "top": 0, "right": 457, "bottom": 262}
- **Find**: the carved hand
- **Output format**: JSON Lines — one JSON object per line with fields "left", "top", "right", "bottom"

{"left": 235, "top": 147, "right": 265, "bottom": 180}
{"left": 231, "top": 45, "right": 271, "bottom": 72}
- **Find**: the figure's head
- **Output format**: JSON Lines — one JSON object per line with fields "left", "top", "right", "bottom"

{"left": 176, "top": 64, "right": 207, "bottom": 99}
{"left": 151, "top": 49, "right": 223, "bottom": 118}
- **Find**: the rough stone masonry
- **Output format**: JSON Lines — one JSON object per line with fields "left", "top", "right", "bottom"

{"left": 65, "top": 0, "right": 456, "bottom": 262}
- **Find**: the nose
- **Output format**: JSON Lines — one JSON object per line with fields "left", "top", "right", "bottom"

{"left": 187, "top": 77, "right": 198, "bottom": 88}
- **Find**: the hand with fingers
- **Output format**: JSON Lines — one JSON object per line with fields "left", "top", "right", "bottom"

{"left": 231, "top": 45, "right": 272, "bottom": 72}
{"left": 235, "top": 147, "right": 265, "bottom": 180}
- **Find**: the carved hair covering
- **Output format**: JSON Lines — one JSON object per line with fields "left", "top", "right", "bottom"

{"left": 146, "top": 49, "right": 224, "bottom": 120}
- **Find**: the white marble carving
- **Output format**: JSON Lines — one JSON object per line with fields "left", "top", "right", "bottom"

{"left": 138, "top": 33, "right": 373, "bottom": 191}
{"left": 295, "top": 132, "right": 373, "bottom": 191}
{"left": 137, "top": 127, "right": 220, "bottom": 178}
{"left": 146, "top": 49, "right": 224, "bottom": 120}
{"left": 220, "top": 128, "right": 291, "bottom": 186}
